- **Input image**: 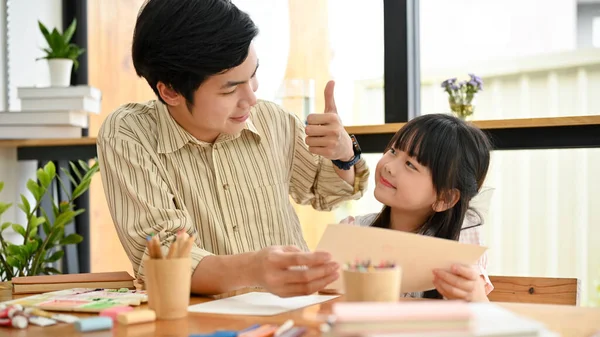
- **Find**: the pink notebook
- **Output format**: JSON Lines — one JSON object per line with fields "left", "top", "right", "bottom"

{"left": 333, "top": 301, "right": 472, "bottom": 322}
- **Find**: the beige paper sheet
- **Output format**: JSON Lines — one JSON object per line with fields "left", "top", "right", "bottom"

{"left": 315, "top": 224, "right": 488, "bottom": 293}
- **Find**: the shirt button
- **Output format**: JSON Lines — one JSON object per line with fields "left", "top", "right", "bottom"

{"left": 223, "top": 184, "right": 229, "bottom": 190}
{"left": 233, "top": 225, "right": 238, "bottom": 231}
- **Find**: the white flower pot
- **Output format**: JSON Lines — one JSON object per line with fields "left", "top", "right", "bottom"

{"left": 48, "top": 59, "right": 73, "bottom": 87}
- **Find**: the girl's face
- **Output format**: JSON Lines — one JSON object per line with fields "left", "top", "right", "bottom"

{"left": 374, "top": 147, "right": 438, "bottom": 215}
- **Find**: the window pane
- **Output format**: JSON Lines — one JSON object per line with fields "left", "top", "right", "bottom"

{"left": 234, "top": 0, "right": 384, "bottom": 125}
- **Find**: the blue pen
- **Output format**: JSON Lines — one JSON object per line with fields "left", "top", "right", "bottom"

{"left": 189, "top": 332, "right": 237, "bottom": 337}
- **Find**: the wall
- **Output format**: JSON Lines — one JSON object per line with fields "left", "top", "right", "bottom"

{"left": 420, "top": 0, "right": 577, "bottom": 72}
{"left": 0, "top": 0, "right": 63, "bottom": 245}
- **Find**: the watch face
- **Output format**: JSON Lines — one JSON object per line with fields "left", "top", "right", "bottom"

{"left": 351, "top": 135, "right": 362, "bottom": 153}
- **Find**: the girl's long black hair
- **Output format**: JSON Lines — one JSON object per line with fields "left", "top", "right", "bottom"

{"left": 369, "top": 114, "right": 492, "bottom": 298}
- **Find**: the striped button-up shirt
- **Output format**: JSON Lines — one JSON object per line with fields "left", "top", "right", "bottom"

{"left": 97, "top": 99, "right": 370, "bottom": 283}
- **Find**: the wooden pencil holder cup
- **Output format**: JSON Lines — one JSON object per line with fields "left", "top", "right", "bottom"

{"left": 342, "top": 266, "right": 402, "bottom": 302}
{"left": 143, "top": 257, "right": 192, "bottom": 320}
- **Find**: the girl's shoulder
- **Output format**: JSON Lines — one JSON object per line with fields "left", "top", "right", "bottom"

{"left": 339, "top": 213, "right": 379, "bottom": 227}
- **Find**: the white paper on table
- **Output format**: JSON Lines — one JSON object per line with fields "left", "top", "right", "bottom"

{"left": 469, "top": 302, "right": 554, "bottom": 337}
{"left": 366, "top": 303, "right": 557, "bottom": 337}
{"left": 187, "top": 292, "right": 339, "bottom": 316}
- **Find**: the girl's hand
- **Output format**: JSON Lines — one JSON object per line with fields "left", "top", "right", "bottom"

{"left": 432, "top": 264, "right": 489, "bottom": 302}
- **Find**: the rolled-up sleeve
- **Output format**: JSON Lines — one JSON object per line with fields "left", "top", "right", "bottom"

{"left": 97, "top": 136, "right": 213, "bottom": 284}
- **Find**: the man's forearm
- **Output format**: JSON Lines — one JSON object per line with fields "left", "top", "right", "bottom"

{"left": 190, "top": 252, "right": 256, "bottom": 295}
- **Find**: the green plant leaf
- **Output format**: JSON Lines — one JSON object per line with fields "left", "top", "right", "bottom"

{"left": 1, "top": 222, "right": 11, "bottom": 232}
{"left": 46, "top": 250, "right": 64, "bottom": 263}
{"left": 60, "top": 233, "right": 82, "bottom": 245}
{"left": 0, "top": 202, "right": 12, "bottom": 217}
{"left": 6, "top": 244, "right": 21, "bottom": 256}
{"left": 6, "top": 256, "right": 19, "bottom": 268}
{"left": 72, "top": 208, "right": 85, "bottom": 218}
{"left": 69, "top": 162, "right": 83, "bottom": 181}
{"left": 26, "top": 179, "right": 42, "bottom": 201}
{"left": 77, "top": 160, "right": 90, "bottom": 171}
{"left": 0, "top": 181, "right": 3, "bottom": 193}
{"left": 61, "top": 168, "right": 78, "bottom": 187}
{"left": 38, "top": 21, "right": 52, "bottom": 44}
{"left": 28, "top": 239, "right": 40, "bottom": 255}
{"left": 19, "top": 194, "right": 31, "bottom": 215}
{"left": 48, "top": 227, "right": 64, "bottom": 244}
{"left": 72, "top": 179, "right": 91, "bottom": 200}
{"left": 36, "top": 168, "right": 51, "bottom": 189}
{"left": 43, "top": 267, "right": 61, "bottom": 275}
{"left": 27, "top": 215, "right": 45, "bottom": 238}
{"left": 52, "top": 200, "right": 59, "bottom": 218}
{"left": 63, "top": 18, "right": 77, "bottom": 44}
{"left": 81, "top": 161, "right": 100, "bottom": 182}
{"left": 44, "top": 161, "right": 56, "bottom": 180}
{"left": 40, "top": 209, "right": 52, "bottom": 235}
{"left": 11, "top": 224, "right": 26, "bottom": 238}
{"left": 14, "top": 254, "right": 26, "bottom": 268}
{"left": 50, "top": 28, "right": 63, "bottom": 51}
{"left": 59, "top": 201, "right": 72, "bottom": 213}
{"left": 34, "top": 216, "right": 46, "bottom": 226}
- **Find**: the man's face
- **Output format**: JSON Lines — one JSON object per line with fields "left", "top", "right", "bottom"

{"left": 163, "top": 44, "right": 260, "bottom": 142}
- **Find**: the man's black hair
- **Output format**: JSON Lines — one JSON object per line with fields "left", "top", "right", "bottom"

{"left": 132, "top": 0, "right": 259, "bottom": 105}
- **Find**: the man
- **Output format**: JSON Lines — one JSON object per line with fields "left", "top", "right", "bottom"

{"left": 97, "top": 0, "right": 370, "bottom": 297}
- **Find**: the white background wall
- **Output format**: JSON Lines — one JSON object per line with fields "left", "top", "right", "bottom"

{"left": 0, "top": 0, "right": 62, "bottom": 244}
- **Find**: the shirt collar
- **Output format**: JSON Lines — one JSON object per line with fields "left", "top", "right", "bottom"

{"left": 156, "top": 101, "right": 261, "bottom": 154}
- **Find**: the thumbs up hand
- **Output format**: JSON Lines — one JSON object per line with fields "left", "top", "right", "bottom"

{"left": 305, "top": 80, "right": 355, "bottom": 161}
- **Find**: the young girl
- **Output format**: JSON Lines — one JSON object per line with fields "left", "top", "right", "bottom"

{"left": 342, "top": 113, "right": 493, "bottom": 302}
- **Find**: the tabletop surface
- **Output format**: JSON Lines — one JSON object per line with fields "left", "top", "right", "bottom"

{"left": 2, "top": 288, "right": 600, "bottom": 337}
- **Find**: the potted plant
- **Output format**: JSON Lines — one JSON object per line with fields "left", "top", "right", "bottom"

{"left": 37, "top": 18, "right": 86, "bottom": 87}
{"left": 441, "top": 74, "right": 484, "bottom": 120}
{"left": 0, "top": 160, "right": 99, "bottom": 283}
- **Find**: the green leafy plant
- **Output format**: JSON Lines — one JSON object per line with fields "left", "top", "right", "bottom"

{"left": 0, "top": 160, "right": 99, "bottom": 281}
{"left": 37, "top": 18, "right": 86, "bottom": 70}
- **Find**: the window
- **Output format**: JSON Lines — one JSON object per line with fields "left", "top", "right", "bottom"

{"left": 233, "top": 0, "right": 384, "bottom": 126}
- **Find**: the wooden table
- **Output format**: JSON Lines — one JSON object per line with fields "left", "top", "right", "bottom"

{"left": 3, "top": 289, "right": 600, "bottom": 337}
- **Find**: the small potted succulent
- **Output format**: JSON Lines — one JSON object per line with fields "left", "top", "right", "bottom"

{"left": 37, "top": 18, "right": 86, "bottom": 87}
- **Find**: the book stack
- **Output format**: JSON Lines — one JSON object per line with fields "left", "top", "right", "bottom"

{"left": 329, "top": 301, "right": 473, "bottom": 336}
{"left": 11, "top": 271, "right": 135, "bottom": 295}
{"left": 0, "top": 85, "right": 102, "bottom": 139}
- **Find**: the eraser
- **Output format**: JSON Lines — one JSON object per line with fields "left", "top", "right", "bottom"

{"left": 52, "top": 313, "right": 79, "bottom": 323}
{"left": 100, "top": 306, "right": 134, "bottom": 321}
{"left": 116, "top": 309, "right": 156, "bottom": 325}
{"left": 28, "top": 316, "right": 57, "bottom": 327}
{"left": 75, "top": 316, "right": 113, "bottom": 332}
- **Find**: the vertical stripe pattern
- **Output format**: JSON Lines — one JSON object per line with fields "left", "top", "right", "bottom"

{"left": 96, "top": 99, "right": 370, "bottom": 283}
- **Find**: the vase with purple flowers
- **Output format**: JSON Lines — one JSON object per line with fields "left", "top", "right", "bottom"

{"left": 441, "top": 74, "right": 483, "bottom": 120}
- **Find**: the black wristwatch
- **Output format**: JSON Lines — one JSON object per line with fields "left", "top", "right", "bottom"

{"left": 332, "top": 135, "right": 362, "bottom": 170}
